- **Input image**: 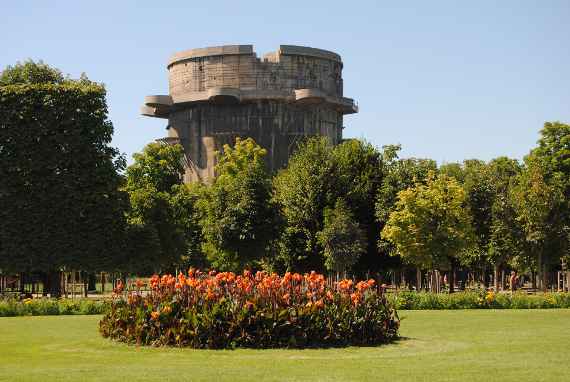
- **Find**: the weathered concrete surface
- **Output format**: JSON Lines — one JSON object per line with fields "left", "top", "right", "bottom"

{"left": 142, "top": 44, "right": 358, "bottom": 182}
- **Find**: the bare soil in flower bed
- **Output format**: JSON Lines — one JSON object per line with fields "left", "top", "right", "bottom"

{"left": 99, "top": 270, "right": 399, "bottom": 349}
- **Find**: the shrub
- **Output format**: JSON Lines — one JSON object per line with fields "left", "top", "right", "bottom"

{"left": 99, "top": 270, "right": 400, "bottom": 349}
{"left": 0, "top": 297, "right": 109, "bottom": 317}
{"left": 388, "top": 291, "right": 570, "bottom": 310}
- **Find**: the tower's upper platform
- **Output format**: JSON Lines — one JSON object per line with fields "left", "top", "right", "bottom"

{"left": 142, "top": 44, "right": 358, "bottom": 119}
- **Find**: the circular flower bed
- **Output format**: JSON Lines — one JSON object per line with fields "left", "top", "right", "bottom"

{"left": 99, "top": 270, "right": 399, "bottom": 349}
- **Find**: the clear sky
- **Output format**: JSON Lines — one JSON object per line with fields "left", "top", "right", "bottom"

{"left": 2, "top": 1, "right": 569, "bottom": 164}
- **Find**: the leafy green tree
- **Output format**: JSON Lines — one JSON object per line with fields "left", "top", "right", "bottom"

{"left": 125, "top": 142, "right": 184, "bottom": 193}
{"left": 0, "top": 60, "right": 65, "bottom": 85}
{"left": 486, "top": 157, "right": 523, "bottom": 289}
{"left": 455, "top": 160, "right": 493, "bottom": 277}
{"left": 123, "top": 143, "right": 196, "bottom": 273}
{"left": 317, "top": 199, "right": 366, "bottom": 276}
{"left": 273, "top": 137, "right": 333, "bottom": 271}
{"left": 511, "top": 155, "right": 565, "bottom": 290}
{"left": 531, "top": 121, "right": 570, "bottom": 267}
{"left": 274, "top": 137, "right": 384, "bottom": 273}
{"left": 199, "top": 138, "right": 278, "bottom": 271}
{"left": 375, "top": 145, "right": 437, "bottom": 273}
{"left": 439, "top": 162, "right": 465, "bottom": 182}
{"left": 0, "top": 61, "right": 126, "bottom": 296}
{"left": 533, "top": 122, "right": 570, "bottom": 179}
{"left": 328, "top": 139, "right": 384, "bottom": 273}
{"left": 381, "top": 172, "right": 475, "bottom": 292}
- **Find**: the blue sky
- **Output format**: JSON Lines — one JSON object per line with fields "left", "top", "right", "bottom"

{"left": 2, "top": 1, "right": 569, "bottom": 164}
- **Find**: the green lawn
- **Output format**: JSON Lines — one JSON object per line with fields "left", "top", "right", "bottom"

{"left": 1, "top": 310, "right": 569, "bottom": 381}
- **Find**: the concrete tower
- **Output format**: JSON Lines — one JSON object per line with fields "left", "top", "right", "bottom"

{"left": 141, "top": 44, "right": 357, "bottom": 182}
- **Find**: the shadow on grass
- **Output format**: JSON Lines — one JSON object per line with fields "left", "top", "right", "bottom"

{"left": 105, "top": 335, "right": 409, "bottom": 351}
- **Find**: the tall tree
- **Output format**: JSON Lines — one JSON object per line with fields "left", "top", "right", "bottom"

{"left": 274, "top": 137, "right": 385, "bottom": 274}
{"left": 123, "top": 143, "right": 193, "bottom": 273}
{"left": 199, "top": 138, "right": 278, "bottom": 271}
{"left": 375, "top": 145, "right": 437, "bottom": 273}
{"left": 328, "top": 139, "right": 384, "bottom": 273}
{"left": 531, "top": 121, "right": 570, "bottom": 266}
{"left": 273, "top": 137, "right": 333, "bottom": 271}
{"left": 511, "top": 155, "right": 565, "bottom": 290}
{"left": 0, "top": 61, "right": 126, "bottom": 295}
{"left": 381, "top": 172, "right": 475, "bottom": 292}
{"left": 486, "top": 157, "right": 523, "bottom": 290}
{"left": 456, "top": 160, "right": 493, "bottom": 281}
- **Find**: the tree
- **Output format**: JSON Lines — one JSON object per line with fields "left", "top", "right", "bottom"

{"left": 449, "top": 160, "right": 493, "bottom": 284}
{"left": 486, "top": 157, "right": 523, "bottom": 290}
{"left": 328, "top": 139, "right": 384, "bottom": 273}
{"left": 317, "top": 199, "right": 366, "bottom": 276}
{"left": 533, "top": 122, "right": 570, "bottom": 179}
{"left": 0, "top": 60, "right": 64, "bottom": 85}
{"left": 123, "top": 143, "right": 196, "bottom": 273}
{"left": 125, "top": 142, "right": 184, "bottom": 193}
{"left": 381, "top": 172, "right": 475, "bottom": 292}
{"left": 199, "top": 138, "right": 278, "bottom": 271}
{"left": 0, "top": 61, "right": 126, "bottom": 296}
{"left": 274, "top": 137, "right": 385, "bottom": 274}
{"left": 511, "top": 155, "right": 565, "bottom": 290}
{"left": 375, "top": 145, "right": 437, "bottom": 277}
{"left": 531, "top": 121, "right": 570, "bottom": 268}
{"left": 273, "top": 137, "right": 333, "bottom": 271}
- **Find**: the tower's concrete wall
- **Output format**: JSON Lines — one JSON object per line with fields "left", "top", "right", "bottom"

{"left": 142, "top": 45, "right": 357, "bottom": 183}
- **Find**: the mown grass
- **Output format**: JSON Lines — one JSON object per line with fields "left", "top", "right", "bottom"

{"left": 1, "top": 310, "right": 569, "bottom": 381}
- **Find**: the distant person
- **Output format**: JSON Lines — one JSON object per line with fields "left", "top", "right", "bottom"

{"left": 509, "top": 271, "right": 517, "bottom": 292}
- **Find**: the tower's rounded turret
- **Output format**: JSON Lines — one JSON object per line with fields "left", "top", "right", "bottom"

{"left": 142, "top": 44, "right": 357, "bottom": 182}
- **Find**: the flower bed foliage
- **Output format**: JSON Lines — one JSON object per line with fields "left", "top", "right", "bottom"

{"left": 388, "top": 290, "right": 570, "bottom": 310}
{"left": 0, "top": 297, "right": 109, "bottom": 317}
{"left": 99, "top": 270, "right": 399, "bottom": 349}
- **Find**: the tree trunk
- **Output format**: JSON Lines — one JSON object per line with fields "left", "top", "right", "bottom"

{"left": 48, "top": 270, "right": 62, "bottom": 298}
{"left": 19, "top": 272, "right": 26, "bottom": 295}
{"left": 83, "top": 272, "right": 88, "bottom": 298}
{"left": 482, "top": 265, "right": 489, "bottom": 288}
{"left": 42, "top": 272, "right": 49, "bottom": 296}
{"left": 101, "top": 272, "right": 106, "bottom": 294}
{"left": 416, "top": 267, "right": 422, "bottom": 291}
{"left": 538, "top": 252, "right": 544, "bottom": 291}
{"left": 493, "top": 264, "right": 500, "bottom": 292}
{"left": 449, "top": 260, "right": 456, "bottom": 294}
{"left": 501, "top": 270, "right": 506, "bottom": 291}
{"left": 87, "top": 272, "right": 97, "bottom": 292}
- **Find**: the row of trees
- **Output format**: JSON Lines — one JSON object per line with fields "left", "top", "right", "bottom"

{"left": 124, "top": 123, "right": 570, "bottom": 293}
{"left": 1, "top": 61, "right": 569, "bottom": 293}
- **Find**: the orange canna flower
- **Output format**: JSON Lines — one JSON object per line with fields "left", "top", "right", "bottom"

{"left": 356, "top": 281, "right": 369, "bottom": 292}
{"left": 162, "top": 305, "right": 172, "bottom": 315}
{"left": 350, "top": 292, "right": 362, "bottom": 306}
{"left": 150, "top": 311, "right": 160, "bottom": 320}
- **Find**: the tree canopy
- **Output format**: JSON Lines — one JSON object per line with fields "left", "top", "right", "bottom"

{"left": 0, "top": 61, "right": 126, "bottom": 291}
